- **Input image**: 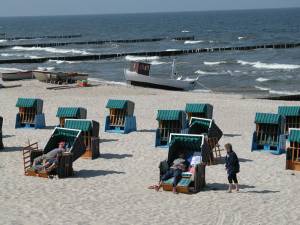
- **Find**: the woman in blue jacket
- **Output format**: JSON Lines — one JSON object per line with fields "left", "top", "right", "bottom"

{"left": 225, "top": 143, "right": 240, "bottom": 193}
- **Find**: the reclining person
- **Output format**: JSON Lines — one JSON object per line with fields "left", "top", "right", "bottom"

{"left": 33, "top": 141, "right": 66, "bottom": 172}
{"left": 156, "top": 153, "right": 188, "bottom": 193}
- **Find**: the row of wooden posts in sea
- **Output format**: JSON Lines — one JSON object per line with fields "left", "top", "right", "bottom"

{"left": 0, "top": 42, "right": 299, "bottom": 64}
{"left": 0, "top": 34, "right": 82, "bottom": 41}
{"left": 1, "top": 98, "right": 300, "bottom": 193}
{"left": 0, "top": 36, "right": 195, "bottom": 49}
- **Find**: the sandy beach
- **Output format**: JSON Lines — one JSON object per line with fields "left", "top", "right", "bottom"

{"left": 0, "top": 80, "right": 300, "bottom": 225}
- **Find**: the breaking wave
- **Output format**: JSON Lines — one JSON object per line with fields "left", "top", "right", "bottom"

{"left": 12, "top": 46, "right": 91, "bottom": 55}
{"left": 256, "top": 77, "right": 271, "bottom": 82}
{"left": 204, "top": 61, "right": 227, "bottom": 66}
{"left": 184, "top": 40, "right": 204, "bottom": 44}
{"left": 237, "top": 60, "right": 300, "bottom": 70}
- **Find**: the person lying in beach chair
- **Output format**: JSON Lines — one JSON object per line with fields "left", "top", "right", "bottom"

{"left": 155, "top": 153, "right": 188, "bottom": 193}
{"left": 33, "top": 141, "right": 66, "bottom": 173}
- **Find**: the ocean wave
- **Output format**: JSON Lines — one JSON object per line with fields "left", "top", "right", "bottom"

{"left": 150, "top": 60, "right": 167, "bottom": 65}
{"left": 237, "top": 60, "right": 300, "bottom": 70}
{"left": 88, "top": 78, "right": 127, "bottom": 86}
{"left": 269, "top": 90, "right": 300, "bottom": 95}
{"left": 165, "top": 49, "right": 180, "bottom": 51}
{"left": 0, "top": 39, "right": 7, "bottom": 43}
{"left": 48, "top": 59, "right": 80, "bottom": 64}
{"left": 254, "top": 86, "right": 270, "bottom": 91}
{"left": 256, "top": 77, "right": 271, "bottom": 82}
{"left": 37, "top": 67, "right": 55, "bottom": 71}
{"left": 238, "top": 36, "right": 246, "bottom": 40}
{"left": 184, "top": 40, "right": 204, "bottom": 44}
{"left": 195, "top": 70, "right": 222, "bottom": 75}
{"left": 181, "top": 30, "right": 190, "bottom": 33}
{"left": 204, "top": 61, "right": 227, "bottom": 66}
{"left": 255, "top": 85, "right": 300, "bottom": 95}
{"left": 12, "top": 46, "right": 90, "bottom": 55}
{"left": 125, "top": 55, "right": 160, "bottom": 61}
{"left": 0, "top": 67, "right": 26, "bottom": 72}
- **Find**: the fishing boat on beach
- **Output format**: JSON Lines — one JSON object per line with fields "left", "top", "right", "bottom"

{"left": 124, "top": 61, "right": 197, "bottom": 91}
{"left": 0, "top": 70, "right": 34, "bottom": 81}
{"left": 33, "top": 70, "right": 88, "bottom": 84}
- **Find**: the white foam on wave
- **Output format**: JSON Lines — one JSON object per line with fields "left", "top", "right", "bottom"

{"left": 237, "top": 60, "right": 300, "bottom": 70}
{"left": 125, "top": 55, "right": 160, "bottom": 61}
{"left": 0, "top": 39, "right": 7, "bottom": 43}
{"left": 184, "top": 40, "right": 204, "bottom": 44}
{"left": 238, "top": 36, "right": 246, "bottom": 40}
{"left": 181, "top": 30, "right": 190, "bottom": 33}
{"left": 254, "top": 86, "right": 270, "bottom": 91}
{"left": 0, "top": 67, "right": 26, "bottom": 73}
{"left": 12, "top": 46, "right": 90, "bottom": 55}
{"left": 48, "top": 59, "right": 80, "bottom": 64}
{"left": 165, "top": 49, "right": 180, "bottom": 51}
{"left": 255, "top": 85, "right": 300, "bottom": 95}
{"left": 88, "top": 77, "right": 127, "bottom": 86}
{"left": 204, "top": 61, "right": 226, "bottom": 66}
{"left": 195, "top": 70, "right": 222, "bottom": 75}
{"left": 269, "top": 90, "right": 300, "bottom": 95}
{"left": 150, "top": 60, "right": 167, "bottom": 65}
{"left": 256, "top": 77, "right": 271, "bottom": 82}
{"left": 37, "top": 66, "right": 55, "bottom": 71}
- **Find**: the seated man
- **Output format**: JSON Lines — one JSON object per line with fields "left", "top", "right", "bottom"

{"left": 156, "top": 153, "right": 188, "bottom": 194}
{"left": 33, "top": 141, "right": 66, "bottom": 172}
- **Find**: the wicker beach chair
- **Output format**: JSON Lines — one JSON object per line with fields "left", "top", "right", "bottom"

{"left": 251, "top": 112, "right": 286, "bottom": 154}
{"left": 159, "top": 134, "right": 210, "bottom": 193}
{"left": 286, "top": 128, "right": 300, "bottom": 171}
{"left": 155, "top": 110, "right": 186, "bottom": 147}
{"left": 185, "top": 103, "right": 213, "bottom": 121}
{"left": 65, "top": 119, "right": 100, "bottom": 159}
{"left": 15, "top": 98, "right": 45, "bottom": 129}
{"left": 278, "top": 106, "right": 300, "bottom": 134}
{"left": 56, "top": 107, "right": 87, "bottom": 127}
{"left": 188, "top": 117, "right": 223, "bottom": 164}
{"left": 104, "top": 99, "right": 136, "bottom": 134}
{"left": 23, "top": 127, "right": 85, "bottom": 178}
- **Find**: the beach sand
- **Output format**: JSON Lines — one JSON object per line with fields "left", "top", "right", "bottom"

{"left": 0, "top": 80, "right": 299, "bottom": 225}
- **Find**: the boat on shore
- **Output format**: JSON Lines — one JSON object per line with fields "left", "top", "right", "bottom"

{"left": 33, "top": 70, "right": 88, "bottom": 84}
{"left": 0, "top": 70, "right": 34, "bottom": 81}
{"left": 124, "top": 61, "right": 197, "bottom": 91}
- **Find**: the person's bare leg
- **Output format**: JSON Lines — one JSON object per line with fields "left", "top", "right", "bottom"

{"left": 235, "top": 183, "right": 239, "bottom": 192}
{"left": 155, "top": 181, "right": 162, "bottom": 191}
{"left": 228, "top": 184, "right": 232, "bottom": 193}
{"left": 172, "top": 187, "right": 178, "bottom": 194}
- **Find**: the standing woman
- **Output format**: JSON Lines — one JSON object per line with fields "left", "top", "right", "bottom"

{"left": 225, "top": 143, "right": 240, "bottom": 193}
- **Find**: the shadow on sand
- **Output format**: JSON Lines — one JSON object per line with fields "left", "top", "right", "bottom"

{"left": 100, "top": 139, "right": 119, "bottom": 143}
{"left": 44, "top": 125, "right": 57, "bottom": 130}
{"left": 100, "top": 153, "right": 133, "bottom": 159}
{"left": 223, "top": 133, "right": 242, "bottom": 137}
{"left": 73, "top": 169, "right": 125, "bottom": 178}
{"left": 2, "top": 134, "right": 15, "bottom": 138}
{"left": 217, "top": 156, "right": 253, "bottom": 164}
{"left": 137, "top": 129, "right": 156, "bottom": 133}
{"left": 206, "top": 183, "right": 279, "bottom": 193}
{"left": 206, "top": 183, "right": 255, "bottom": 191}
{"left": 0, "top": 146, "right": 23, "bottom": 152}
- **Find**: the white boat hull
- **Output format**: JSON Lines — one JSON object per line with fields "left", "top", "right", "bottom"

{"left": 124, "top": 69, "right": 195, "bottom": 91}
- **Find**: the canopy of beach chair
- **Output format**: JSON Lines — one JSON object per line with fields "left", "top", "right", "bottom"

{"left": 44, "top": 127, "right": 85, "bottom": 162}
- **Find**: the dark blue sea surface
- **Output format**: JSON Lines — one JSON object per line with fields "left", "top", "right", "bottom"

{"left": 0, "top": 8, "right": 300, "bottom": 95}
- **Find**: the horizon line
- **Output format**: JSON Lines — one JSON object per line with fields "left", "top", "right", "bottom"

{"left": 0, "top": 6, "right": 299, "bottom": 18}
